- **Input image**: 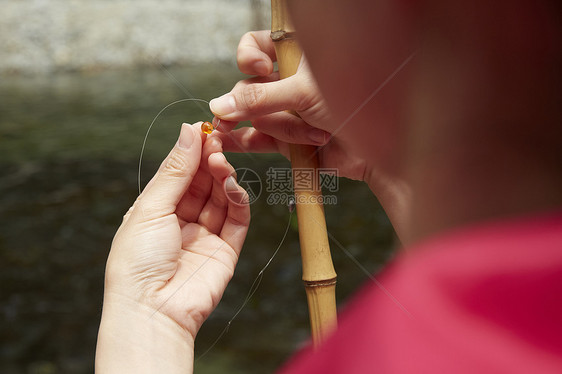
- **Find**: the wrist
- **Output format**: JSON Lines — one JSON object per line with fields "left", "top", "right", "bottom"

{"left": 96, "top": 293, "right": 195, "bottom": 374}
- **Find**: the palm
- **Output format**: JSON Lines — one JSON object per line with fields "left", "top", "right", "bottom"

{"left": 152, "top": 221, "right": 238, "bottom": 335}
{"left": 105, "top": 130, "right": 250, "bottom": 338}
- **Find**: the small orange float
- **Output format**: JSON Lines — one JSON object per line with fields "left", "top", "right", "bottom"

{"left": 201, "top": 121, "right": 214, "bottom": 134}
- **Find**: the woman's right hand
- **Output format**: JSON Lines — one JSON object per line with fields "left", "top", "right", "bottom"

{"left": 209, "top": 30, "right": 411, "bottom": 241}
{"left": 208, "top": 30, "right": 370, "bottom": 182}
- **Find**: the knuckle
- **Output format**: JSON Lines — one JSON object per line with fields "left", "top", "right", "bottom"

{"left": 229, "top": 203, "right": 251, "bottom": 226}
{"left": 294, "top": 79, "right": 314, "bottom": 110}
{"left": 163, "top": 151, "right": 190, "bottom": 178}
{"left": 290, "top": 73, "right": 318, "bottom": 111}
{"left": 240, "top": 84, "right": 267, "bottom": 111}
{"left": 233, "top": 80, "right": 247, "bottom": 93}
{"left": 228, "top": 215, "right": 247, "bottom": 228}
{"left": 188, "top": 181, "right": 207, "bottom": 200}
{"left": 211, "top": 187, "right": 228, "bottom": 207}
{"left": 282, "top": 120, "right": 296, "bottom": 141}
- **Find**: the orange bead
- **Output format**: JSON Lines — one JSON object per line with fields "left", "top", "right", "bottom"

{"left": 201, "top": 121, "right": 214, "bottom": 134}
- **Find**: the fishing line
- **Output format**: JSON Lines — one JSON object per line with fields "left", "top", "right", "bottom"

{"left": 196, "top": 205, "right": 294, "bottom": 361}
{"left": 137, "top": 98, "right": 218, "bottom": 194}
{"left": 137, "top": 80, "right": 297, "bottom": 357}
{"left": 159, "top": 65, "right": 208, "bottom": 115}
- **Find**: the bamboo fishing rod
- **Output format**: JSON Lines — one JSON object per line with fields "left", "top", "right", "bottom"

{"left": 270, "top": 0, "right": 337, "bottom": 347}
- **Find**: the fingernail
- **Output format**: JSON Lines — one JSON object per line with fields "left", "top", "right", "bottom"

{"left": 210, "top": 94, "right": 236, "bottom": 116}
{"left": 178, "top": 123, "right": 194, "bottom": 149}
{"left": 225, "top": 176, "right": 239, "bottom": 192}
{"left": 309, "top": 128, "right": 328, "bottom": 144}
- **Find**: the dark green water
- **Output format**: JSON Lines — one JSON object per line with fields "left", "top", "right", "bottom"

{"left": 0, "top": 65, "right": 396, "bottom": 373}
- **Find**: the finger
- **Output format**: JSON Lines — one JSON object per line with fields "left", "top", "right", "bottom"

{"left": 175, "top": 171, "right": 212, "bottom": 223}
{"left": 175, "top": 136, "right": 223, "bottom": 223}
{"left": 133, "top": 123, "right": 202, "bottom": 220}
{"left": 252, "top": 112, "right": 330, "bottom": 146}
{"left": 237, "top": 30, "right": 277, "bottom": 76}
{"left": 196, "top": 152, "right": 236, "bottom": 234}
{"left": 209, "top": 74, "right": 312, "bottom": 122}
{"left": 210, "top": 127, "right": 291, "bottom": 159}
{"left": 211, "top": 73, "right": 280, "bottom": 133}
{"left": 196, "top": 177, "right": 228, "bottom": 235}
{"left": 207, "top": 152, "right": 237, "bottom": 186}
{"left": 204, "top": 153, "right": 252, "bottom": 254}
{"left": 220, "top": 175, "right": 251, "bottom": 255}
{"left": 199, "top": 135, "right": 222, "bottom": 173}
{"left": 136, "top": 122, "right": 206, "bottom": 201}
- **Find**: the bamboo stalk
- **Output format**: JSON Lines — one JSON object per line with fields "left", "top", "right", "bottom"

{"left": 271, "top": 0, "right": 337, "bottom": 347}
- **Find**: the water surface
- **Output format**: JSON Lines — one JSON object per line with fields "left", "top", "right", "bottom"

{"left": 0, "top": 65, "right": 396, "bottom": 373}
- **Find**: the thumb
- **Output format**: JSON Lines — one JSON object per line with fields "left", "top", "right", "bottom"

{"left": 136, "top": 123, "right": 202, "bottom": 220}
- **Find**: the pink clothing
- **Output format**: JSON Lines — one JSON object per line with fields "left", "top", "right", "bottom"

{"left": 280, "top": 212, "right": 562, "bottom": 373}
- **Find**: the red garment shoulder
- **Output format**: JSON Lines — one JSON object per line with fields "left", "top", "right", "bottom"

{"left": 279, "top": 211, "right": 562, "bottom": 374}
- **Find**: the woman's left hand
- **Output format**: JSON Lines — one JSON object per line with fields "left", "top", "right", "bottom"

{"left": 96, "top": 123, "right": 250, "bottom": 373}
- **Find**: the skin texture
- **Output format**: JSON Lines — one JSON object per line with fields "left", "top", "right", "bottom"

{"left": 208, "top": 29, "right": 413, "bottom": 239}
{"left": 96, "top": 123, "right": 250, "bottom": 373}
{"left": 97, "top": 1, "right": 562, "bottom": 372}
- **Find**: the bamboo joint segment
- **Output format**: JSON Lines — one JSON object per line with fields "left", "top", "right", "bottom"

{"left": 270, "top": 30, "right": 296, "bottom": 41}
{"left": 304, "top": 277, "right": 337, "bottom": 288}
{"left": 271, "top": 0, "right": 337, "bottom": 347}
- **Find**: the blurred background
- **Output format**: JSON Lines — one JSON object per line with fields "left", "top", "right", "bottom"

{"left": 0, "top": 0, "right": 396, "bottom": 372}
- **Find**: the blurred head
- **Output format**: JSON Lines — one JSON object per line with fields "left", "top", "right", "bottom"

{"left": 289, "top": 0, "right": 562, "bottom": 180}
{"left": 289, "top": 0, "right": 416, "bottom": 177}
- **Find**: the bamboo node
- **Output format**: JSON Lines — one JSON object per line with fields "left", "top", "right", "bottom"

{"left": 270, "top": 30, "right": 296, "bottom": 42}
{"left": 304, "top": 277, "right": 337, "bottom": 288}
